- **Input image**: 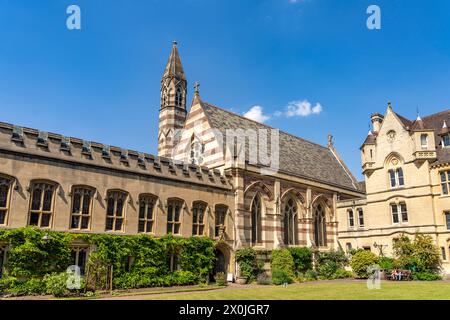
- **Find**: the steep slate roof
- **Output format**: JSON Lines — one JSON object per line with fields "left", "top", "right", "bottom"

{"left": 201, "top": 102, "right": 360, "bottom": 191}
{"left": 420, "top": 109, "right": 450, "bottom": 167}
{"left": 369, "top": 109, "right": 450, "bottom": 167}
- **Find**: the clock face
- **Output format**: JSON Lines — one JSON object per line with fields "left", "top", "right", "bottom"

{"left": 387, "top": 130, "right": 396, "bottom": 143}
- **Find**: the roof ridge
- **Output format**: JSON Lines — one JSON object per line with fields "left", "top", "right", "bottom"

{"left": 202, "top": 102, "right": 331, "bottom": 151}
{"left": 422, "top": 109, "right": 450, "bottom": 120}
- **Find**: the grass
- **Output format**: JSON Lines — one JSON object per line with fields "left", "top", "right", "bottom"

{"left": 147, "top": 281, "right": 450, "bottom": 300}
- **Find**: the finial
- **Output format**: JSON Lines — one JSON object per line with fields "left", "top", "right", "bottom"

{"left": 194, "top": 81, "right": 200, "bottom": 95}
{"left": 416, "top": 106, "right": 422, "bottom": 121}
{"left": 173, "top": 40, "right": 178, "bottom": 46}
{"left": 327, "top": 134, "right": 334, "bottom": 148}
{"left": 444, "top": 120, "right": 448, "bottom": 129}
{"left": 388, "top": 102, "right": 392, "bottom": 109}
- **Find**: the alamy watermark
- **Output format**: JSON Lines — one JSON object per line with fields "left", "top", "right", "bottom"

{"left": 66, "top": 5, "right": 81, "bottom": 30}
{"left": 366, "top": 264, "right": 381, "bottom": 290}
{"left": 170, "top": 121, "right": 280, "bottom": 176}
{"left": 367, "top": 5, "right": 381, "bottom": 30}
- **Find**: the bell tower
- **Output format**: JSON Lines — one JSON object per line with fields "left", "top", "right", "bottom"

{"left": 158, "top": 41, "right": 187, "bottom": 158}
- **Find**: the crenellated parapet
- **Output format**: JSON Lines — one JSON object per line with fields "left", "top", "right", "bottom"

{"left": 0, "top": 122, "right": 232, "bottom": 191}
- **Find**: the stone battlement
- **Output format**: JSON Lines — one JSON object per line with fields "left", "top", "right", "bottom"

{"left": 0, "top": 122, "right": 232, "bottom": 191}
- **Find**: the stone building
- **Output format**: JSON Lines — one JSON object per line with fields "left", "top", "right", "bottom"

{"left": 0, "top": 42, "right": 363, "bottom": 278}
{"left": 337, "top": 103, "right": 450, "bottom": 273}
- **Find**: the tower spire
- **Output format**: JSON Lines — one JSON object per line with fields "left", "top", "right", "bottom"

{"left": 158, "top": 42, "right": 188, "bottom": 158}
{"left": 163, "top": 41, "right": 186, "bottom": 81}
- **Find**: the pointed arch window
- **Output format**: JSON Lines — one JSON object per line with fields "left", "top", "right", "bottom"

{"left": 29, "top": 181, "right": 57, "bottom": 228}
{"left": 175, "top": 87, "right": 183, "bottom": 107}
{"left": 215, "top": 205, "right": 228, "bottom": 237}
{"left": 105, "top": 190, "right": 127, "bottom": 231}
{"left": 70, "top": 186, "right": 94, "bottom": 230}
{"left": 251, "top": 195, "right": 262, "bottom": 245}
{"left": 167, "top": 199, "right": 183, "bottom": 235}
{"left": 0, "top": 177, "right": 12, "bottom": 226}
{"left": 138, "top": 194, "right": 157, "bottom": 233}
{"left": 282, "top": 198, "right": 298, "bottom": 246}
{"left": 192, "top": 201, "right": 206, "bottom": 236}
{"left": 313, "top": 204, "right": 327, "bottom": 247}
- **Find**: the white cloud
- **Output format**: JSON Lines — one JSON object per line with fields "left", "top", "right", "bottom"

{"left": 243, "top": 105, "right": 271, "bottom": 123}
{"left": 283, "top": 100, "right": 323, "bottom": 117}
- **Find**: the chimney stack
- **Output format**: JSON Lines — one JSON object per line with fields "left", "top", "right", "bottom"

{"left": 370, "top": 113, "right": 384, "bottom": 133}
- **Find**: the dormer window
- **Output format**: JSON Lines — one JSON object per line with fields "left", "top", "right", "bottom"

{"left": 443, "top": 134, "right": 450, "bottom": 148}
{"left": 420, "top": 134, "right": 428, "bottom": 150}
{"left": 389, "top": 168, "right": 405, "bottom": 188}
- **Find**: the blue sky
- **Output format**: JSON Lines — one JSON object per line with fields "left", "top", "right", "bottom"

{"left": 1, "top": 0, "right": 450, "bottom": 180}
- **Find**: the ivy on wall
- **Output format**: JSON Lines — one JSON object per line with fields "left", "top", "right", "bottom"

{"left": 0, "top": 227, "right": 217, "bottom": 294}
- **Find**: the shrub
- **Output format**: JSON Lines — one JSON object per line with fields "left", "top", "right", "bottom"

{"left": 314, "top": 250, "right": 349, "bottom": 279}
{"left": 288, "top": 247, "right": 313, "bottom": 273}
{"left": 257, "top": 273, "right": 272, "bottom": 285}
{"left": 393, "top": 233, "right": 442, "bottom": 279}
{"left": 5, "top": 278, "right": 45, "bottom": 296}
{"left": 271, "top": 269, "right": 293, "bottom": 285}
{"left": 169, "top": 270, "right": 198, "bottom": 286}
{"left": 236, "top": 248, "right": 259, "bottom": 282}
{"left": 43, "top": 272, "right": 79, "bottom": 297}
{"left": 270, "top": 249, "right": 295, "bottom": 279}
{"left": 350, "top": 250, "right": 379, "bottom": 279}
{"left": 304, "top": 269, "right": 318, "bottom": 281}
{"left": 332, "top": 268, "right": 353, "bottom": 279}
{"left": 412, "top": 271, "right": 442, "bottom": 281}
{"left": 378, "top": 257, "right": 394, "bottom": 271}
{"left": 214, "top": 272, "right": 227, "bottom": 287}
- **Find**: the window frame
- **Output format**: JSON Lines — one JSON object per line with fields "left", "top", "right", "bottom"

{"left": 420, "top": 134, "right": 428, "bottom": 150}
{"left": 389, "top": 168, "right": 405, "bottom": 189}
{"left": 70, "top": 246, "right": 89, "bottom": 276}
{"left": 347, "top": 209, "right": 354, "bottom": 228}
{"left": 445, "top": 212, "right": 450, "bottom": 230}
{"left": 192, "top": 201, "right": 207, "bottom": 236}
{"left": 105, "top": 190, "right": 128, "bottom": 232}
{"left": 443, "top": 134, "right": 450, "bottom": 148}
{"left": 214, "top": 205, "right": 228, "bottom": 238}
{"left": 282, "top": 197, "right": 298, "bottom": 246}
{"left": 390, "top": 202, "right": 408, "bottom": 224}
{"left": 69, "top": 186, "right": 95, "bottom": 231}
{"left": 28, "top": 180, "right": 58, "bottom": 228}
{"left": 166, "top": 198, "right": 184, "bottom": 235}
{"left": 357, "top": 208, "right": 365, "bottom": 227}
{"left": 251, "top": 194, "right": 262, "bottom": 245}
{"left": 138, "top": 194, "right": 157, "bottom": 234}
{"left": 0, "top": 176, "right": 13, "bottom": 226}
{"left": 440, "top": 171, "right": 450, "bottom": 196}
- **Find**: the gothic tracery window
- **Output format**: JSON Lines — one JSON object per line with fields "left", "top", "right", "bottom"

{"left": 105, "top": 190, "right": 127, "bottom": 231}
{"left": 175, "top": 87, "right": 183, "bottom": 107}
{"left": 215, "top": 205, "right": 228, "bottom": 237}
{"left": 29, "top": 181, "right": 56, "bottom": 228}
{"left": 192, "top": 201, "right": 206, "bottom": 236}
{"left": 282, "top": 198, "right": 298, "bottom": 246}
{"left": 167, "top": 199, "right": 183, "bottom": 235}
{"left": 0, "top": 177, "right": 12, "bottom": 226}
{"left": 251, "top": 195, "right": 262, "bottom": 245}
{"left": 70, "top": 187, "right": 94, "bottom": 230}
{"left": 313, "top": 204, "right": 327, "bottom": 247}
{"left": 138, "top": 194, "right": 156, "bottom": 233}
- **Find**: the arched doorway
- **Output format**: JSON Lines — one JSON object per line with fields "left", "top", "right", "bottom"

{"left": 210, "top": 245, "right": 230, "bottom": 282}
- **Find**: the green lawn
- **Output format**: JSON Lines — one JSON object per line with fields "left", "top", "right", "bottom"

{"left": 148, "top": 281, "right": 450, "bottom": 300}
